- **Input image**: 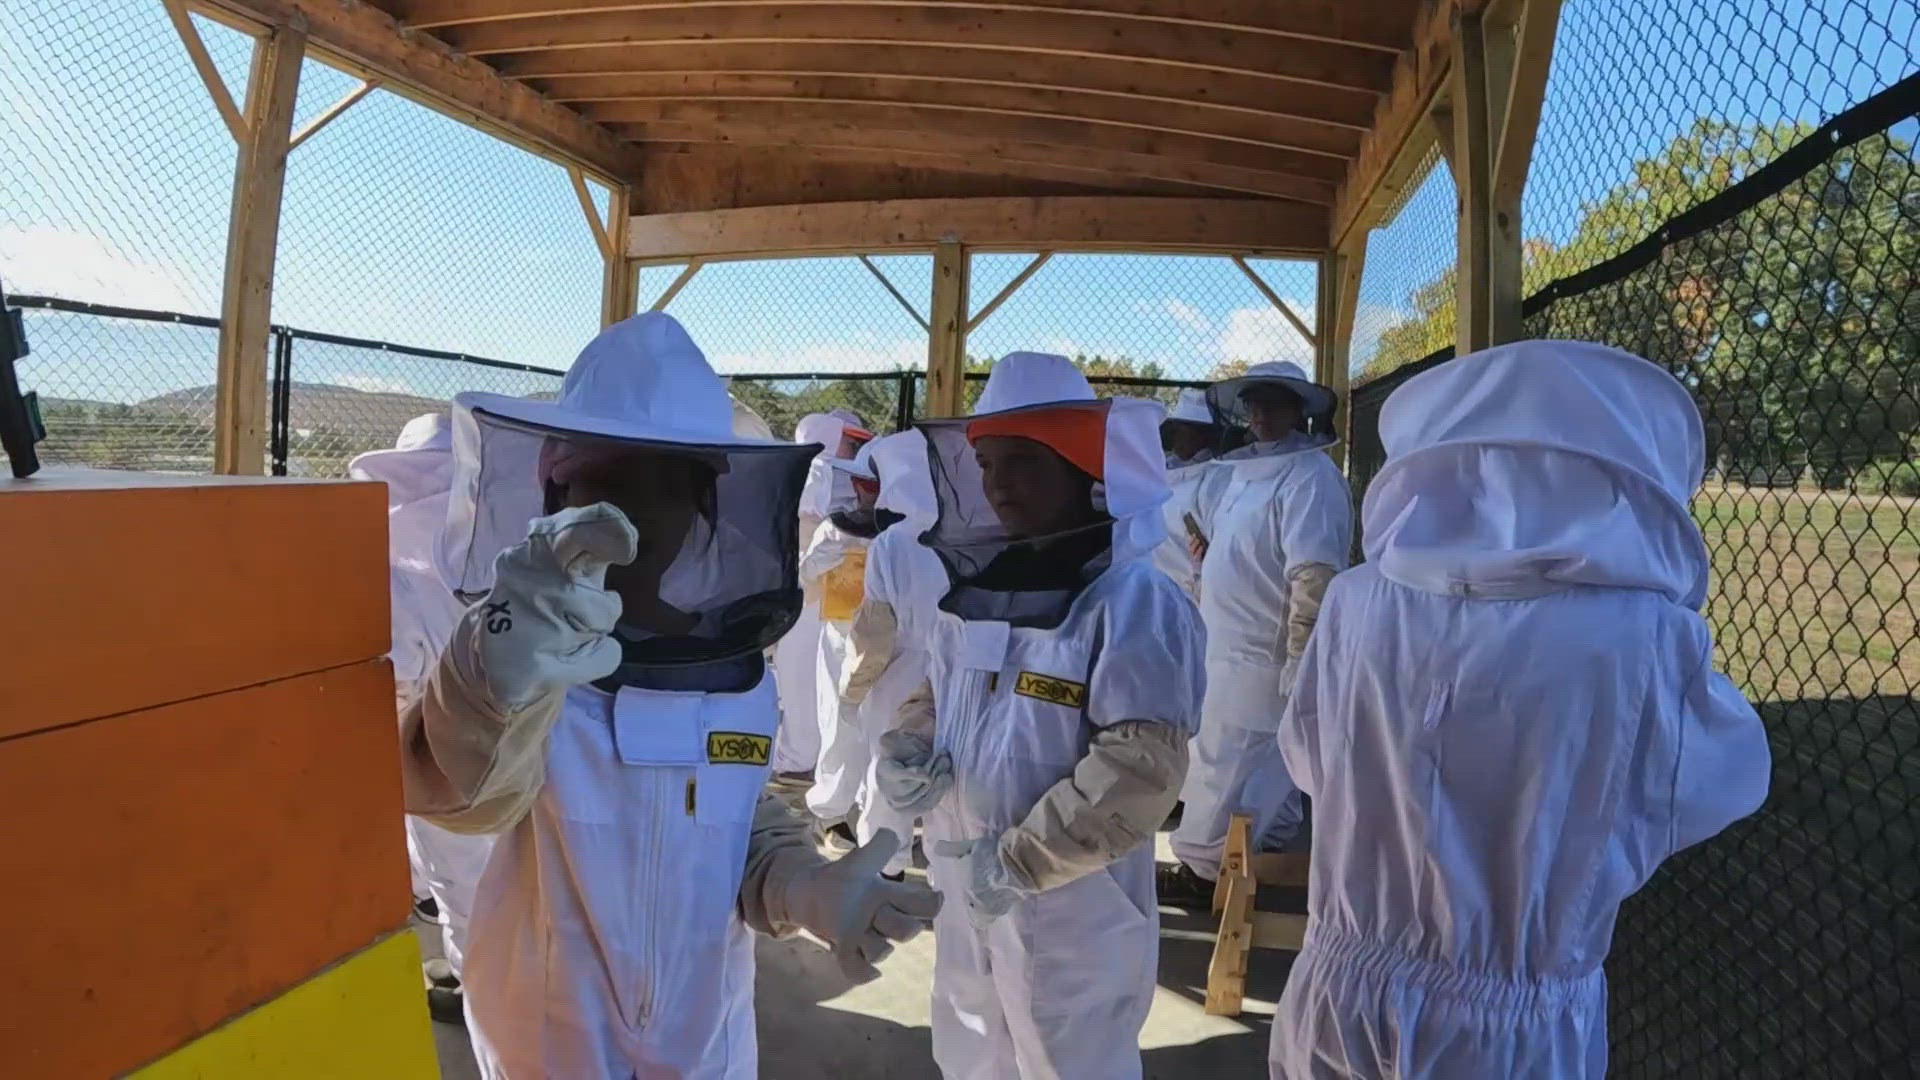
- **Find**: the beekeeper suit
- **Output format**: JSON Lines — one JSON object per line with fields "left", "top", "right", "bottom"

{"left": 884, "top": 373, "right": 1206, "bottom": 1079}
{"left": 1270, "top": 340, "right": 1771, "bottom": 1079}
{"left": 350, "top": 414, "right": 495, "bottom": 989}
{"left": 1154, "top": 388, "right": 1223, "bottom": 600}
{"left": 834, "top": 430, "right": 946, "bottom": 876}
{"left": 399, "top": 313, "right": 939, "bottom": 1079}
{"left": 1169, "top": 361, "right": 1351, "bottom": 886}
{"left": 771, "top": 409, "right": 872, "bottom": 776}
{"left": 728, "top": 395, "right": 774, "bottom": 441}
{"left": 800, "top": 441, "right": 887, "bottom": 825}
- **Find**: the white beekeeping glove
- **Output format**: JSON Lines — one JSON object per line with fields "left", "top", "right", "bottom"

{"left": 873, "top": 729, "right": 954, "bottom": 815}
{"left": 455, "top": 502, "right": 638, "bottom": 711}
{"left": 932, "top": 835, "right": 1031, "bottom": 931}
{"left": 778, "top": 830, "right": 944, "bottom": 983}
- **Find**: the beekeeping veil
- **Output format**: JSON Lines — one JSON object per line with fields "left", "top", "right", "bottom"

{"left": 1363, "top": 339, "right": 1710, "bottom": 608}
{"left": 438, "top": 313, "right": 820, "bottom": 688}
{"left": 917, "top": 395, "right": 1170, "bottom": 627}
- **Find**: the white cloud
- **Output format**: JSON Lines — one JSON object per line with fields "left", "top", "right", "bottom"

{"left": 1164, "top": 297, "right": 1213, "bottom": 335}
{"left": 1214, "top": 305, "right": 1316, "bottom": 368}
{"left": 334, "top": 373, "right": 420, "bottom": 395}
{"left": 0, "top": 225, "right": 202, "bottom": 312}
{"left": 708, "top": 334, "right": 925, "bottom": 375}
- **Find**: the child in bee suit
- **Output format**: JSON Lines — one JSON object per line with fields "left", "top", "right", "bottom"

{"left": 398, "top": 313, "right": 940, "bottom": 1079}
{"left": 1269, "top": 341, "right": 1771, "bottom": 1079}
{"left": 834, "top": 430, "right": 947, "bottom": 877}
{"left": 881, "top": 386, "right": 1207, "bottom": 1080}
{"left": 1153, "top": 387, "right": 1226, "bottom": 601}
{"left": 349, "top": 412, "right": 495, "bottom": 1022}
{"left": 1163, "top": 361, "right": 1352, "bottom": 905}
{"left": 771, "top": 410, "right": 873, "bottom": 779}
{"left": 800, "top": 442, "right": 887, "bottom": 828}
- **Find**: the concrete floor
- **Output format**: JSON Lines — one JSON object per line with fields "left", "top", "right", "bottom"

{"left": 419, "top": 830, "right": 1294, "bottom": 1079}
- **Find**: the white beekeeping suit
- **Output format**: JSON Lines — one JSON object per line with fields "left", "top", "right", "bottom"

{"left": 401, "top": 314, "right": 938, "bottom": 1079}
{"left": 728, "top": 394, "right": 774, "bottom": 441}
{"left": 349, "top": 413, "right": 495, "bottom": 997}
{"left": 1154, "top": 388, "right": 1223, "bottom": 600}
{"left": 771, "top": 409, "right": 872, "bottom": 776}
{"left": 1270, "top": 340, "right": 1771, "bottom": 1079}
{"left": 835, "top": 430, "right": 946, "bottom": 876}
{"left": 892, "top": 382, "right": 1206, "bottom": 1080}
{"left": 801, "top": 441, "right": 886, "bottom": 826}
{"left": 1169, "top": 361, "right": 1352, "bottom": 883}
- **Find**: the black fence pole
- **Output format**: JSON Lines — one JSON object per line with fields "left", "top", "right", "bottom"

{"left": 269, "top": 329, "right": 292, "bottom": 477}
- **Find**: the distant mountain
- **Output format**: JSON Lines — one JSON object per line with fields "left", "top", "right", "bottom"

{"left": 141, "top": 381, "right": 447, "bottom": 447}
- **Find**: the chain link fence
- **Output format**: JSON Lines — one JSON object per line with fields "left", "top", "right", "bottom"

{"left": 1344, "top": 1, "right": 1918, "bottom": 1074}
{"left": 1349, "top": 146, "right": 1461, "bottom": 387}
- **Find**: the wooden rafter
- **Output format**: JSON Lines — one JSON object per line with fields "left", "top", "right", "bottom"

{"left": 591, "top": 101, "right": 1347, "bottom": 178}
{"left": 191, "top": 0, "right": 640, "bottom": 179}
{"left": 396, "top": 0, "right": 1411, "bottom": 55}
{"left": 619, "top": 124, "right": 1337, "bottom": 203}
{"left": 561, "top": 81, "right": 1362, "bottom": 159}
{"left": 1330, "top": 0, "right": 1463, "bottom": 250}
{"left": 433, "top": 7, "right": 1397, "bottom": 94}
{"left": 626, "top": 197, "right": 1327, "bottom": 261}
{"left": 499, "top": 45, "right": 1378, "bottom": 131}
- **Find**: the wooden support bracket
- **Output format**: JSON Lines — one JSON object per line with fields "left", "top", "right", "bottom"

{"left": 1204, "top": 812, "right": 1311, "bottom": 1018}
{"left": 1232, "top": 255, "right": 1317, "bottom": 348}
{"left": 966, "top": 252, "right": 1051, "bottom": 334}
{"left": 287, "top": 79, "right": 375, "bottom": 151}
{"left": 649, "top": 260, "right": 703, "bottom": 312}
{"left": 163, "top": 0, "right": 250, "bottom": 144}
{"left": 858, "top": 255, "right": 931, "bottom": 332}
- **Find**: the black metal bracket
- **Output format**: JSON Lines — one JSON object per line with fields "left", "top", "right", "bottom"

{"left": 0, "top": 283, "right": 45, "bottom": 478}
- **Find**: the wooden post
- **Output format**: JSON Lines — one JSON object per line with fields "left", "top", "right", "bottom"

{"left": 1449, "top": 0, "right": 1562, "bottom": 357}
{"left": 213, "top": 21, "right": 306, "bottom": 475}
{"left": 601, "top": 185, "right": 636, "bottom": 327}
{"left": 1449, "top": 7, "right": 1496, "bottom": 360}
{"left": 925, "top": 240, "right": 969, "bottom": 417}
{"left": 1318, "top": 244, "right": 1364, "bottom": 470}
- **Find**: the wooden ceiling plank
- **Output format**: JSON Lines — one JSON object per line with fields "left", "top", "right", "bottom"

{"left": 396, "top": 0, "right": 1411, "bottom": 54}
{"left": 500, "top": 46, "right": 1378, "bottom": 130}
{"left": 193, "top": 0, "right": 641, "bottom": 179}
{"left": 1331, "top": 0, "right": 1463, "bottom": 249}
{"left": 639, "top": 142, "right": 1209, "bottom": 210}
{"left": 621, "top": 121, "right": 1338, "bottom": 203}
{"left": 627, "top": 196, "right": 1329, "bottom": 260}
{"left": 545, "top": 74, "right": 1363, "bottom": 157}
{"left": 582, "top": 99, "right": 1351, "bottom": 177}
{"left": 435, "top": 7, "right": 1397, "bottom": 93}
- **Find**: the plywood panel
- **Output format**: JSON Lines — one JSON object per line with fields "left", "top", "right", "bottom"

{"left": 0, "top": 470, "right": 388, "bottom": 739}
{"left": 0, "top": 660, "right": 409, "bottom": 1080}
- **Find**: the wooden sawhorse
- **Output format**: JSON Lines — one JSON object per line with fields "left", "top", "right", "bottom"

{"left": 1204, "top": 812, "right": 1310, "bottom": 1016}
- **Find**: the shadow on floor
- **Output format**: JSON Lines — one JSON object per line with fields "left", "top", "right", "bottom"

{"left": 755, "top": 934, "right": 936, "bottom": 1080}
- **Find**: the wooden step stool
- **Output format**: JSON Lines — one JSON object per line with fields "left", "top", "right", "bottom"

{"left": 1204, "top": 812, "right": 1311, "bottom": 1016}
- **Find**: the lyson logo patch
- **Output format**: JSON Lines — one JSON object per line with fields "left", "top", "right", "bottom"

{"left": 707, "top": 732, "right": 772, "bottom": 766}
{"left": 1014, "top": 671, "right": 1087, "bottom": 709}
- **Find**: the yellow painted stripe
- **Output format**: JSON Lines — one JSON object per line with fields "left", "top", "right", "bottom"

{"left": 131, "top": 932, "right": 438, "bottom": 1080}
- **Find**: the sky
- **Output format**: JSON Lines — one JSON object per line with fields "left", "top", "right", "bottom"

{"left": 0, "top": 0, "right": 1912, "bottom": 408}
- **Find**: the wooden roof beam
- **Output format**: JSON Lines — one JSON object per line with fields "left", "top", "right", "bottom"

{"left": 628, "top": 196, "right": 1328, "bottom": 261}
{"left": 499, "top": 45, "right": 1378, "bottom": 130}
{"left": 587, "top": 100, "right": 1350, "bottom": 178}
{"left": 1330, "top": 0, "right": 1462, "bottom": 250}
{"left": 395, "top": 0, "right": 1412, "bottom": 55}
{"left": 546, "top": 74, "right": 1364, "bottom": 158}
{"left": 193, "top": 0, "right": 640, "bottom": 180}
{"left": 433, "top": 7, "right": 1398, "bottom": 93}
{"left": 621, "top": 123, "right": 1338, "bottom": 203}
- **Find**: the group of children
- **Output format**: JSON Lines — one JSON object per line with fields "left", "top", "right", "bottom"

{"left": 367, "top": 311, "right": 1771, "bottom": 1079}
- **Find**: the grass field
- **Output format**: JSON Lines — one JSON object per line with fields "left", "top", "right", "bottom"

{"left": 1694, "top": 483, "right": 1918, "bottom": 702}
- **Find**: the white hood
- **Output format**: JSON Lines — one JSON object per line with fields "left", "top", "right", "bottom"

{"left": 730, "top": 395, "right": 775, "bottom": 440}
{"left": 795, "top": 409, "right": 869, "bottom": 519}
{"left": 864, "top": 430, "right": 937, "bottom": 522}
{"left": 972, "top": 351, "right": 1094, "bottom": 415}
{"left": 1363, "top": 339, "right": 1709, "bottom": 607}
{"left": 349, "top": 411, "right": 453, "bottom": 511}
{"left": 1169, "top": 387, "right": 1213, "bottom": 425}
